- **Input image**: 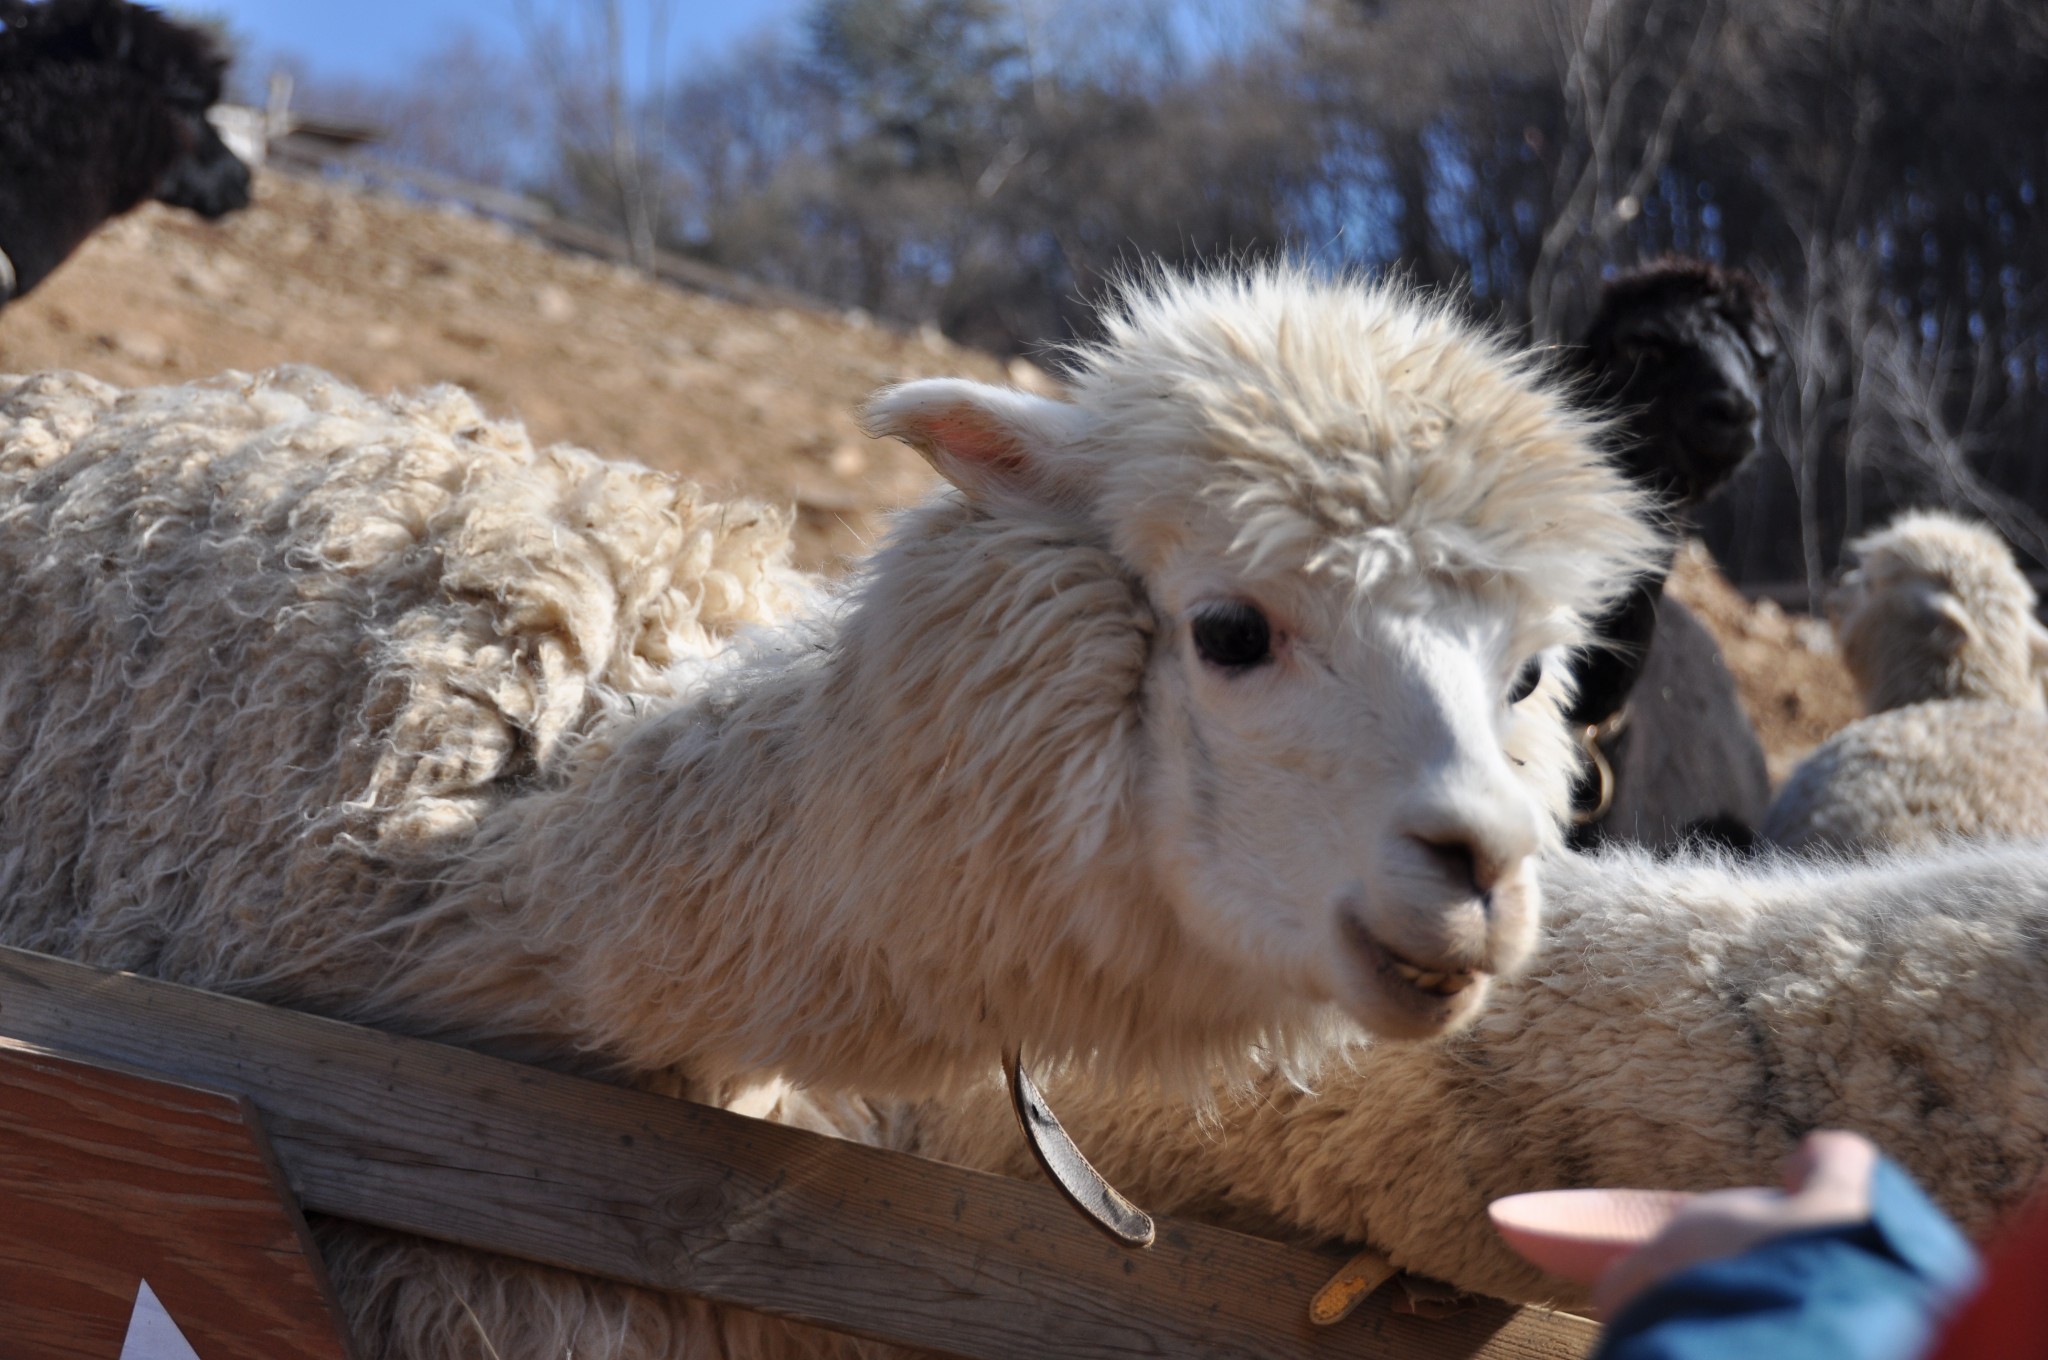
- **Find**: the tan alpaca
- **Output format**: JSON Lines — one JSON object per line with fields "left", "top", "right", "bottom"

{"left": 1766, "top": 510, "right": 2048, "bottom": 853}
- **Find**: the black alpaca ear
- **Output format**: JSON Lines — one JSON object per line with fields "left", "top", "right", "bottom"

{"left": 1744, "top": 321, "right": 1782, "bottom": 374}
{"left": 88, "top": 0, "right": 136, "bottom": 65}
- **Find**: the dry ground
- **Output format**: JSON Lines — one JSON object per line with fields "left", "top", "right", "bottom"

{"left": 1667, "top": 543, "right": 1860, "bottom": 782}
{"left": 0, "top": 171, "right": 1023, "bottom": 571}
{"left": 0, "top": 169, "right": 1859, "bottom": 777}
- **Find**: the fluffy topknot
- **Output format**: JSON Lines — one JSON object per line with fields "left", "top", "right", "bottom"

{"left": 1062, "top": 267, "right": 1663, "bottom": 637}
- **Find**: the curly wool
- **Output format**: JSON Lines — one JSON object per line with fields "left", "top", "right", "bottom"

{"left": 0, "top": 366, "right": 808, "bottom": 991}
{"left": 1070, "top": 266, "right": 1646, "bottom": 620}
{"left": 1762, "top": 702, "right": 2048, "bottom": 854}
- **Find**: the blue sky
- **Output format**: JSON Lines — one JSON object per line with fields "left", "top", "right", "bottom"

{"left": 193, "top": 1, "right": 808, "bottom": 85}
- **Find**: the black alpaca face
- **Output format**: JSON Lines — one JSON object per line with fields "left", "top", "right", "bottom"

{"left": 1603, "top": 300, "right": 1776, "bottom": 507}
{"left": 0, "top": 0, "right": 250, "bottom": 302}
{"left": 125, "top": 0, "right": 251, "bottom": 220}
{"left": 54, "top": 0, "right": 252, "bottom": 218}
{"left": 155, "top": 107, "right": 250, "bottom": 219}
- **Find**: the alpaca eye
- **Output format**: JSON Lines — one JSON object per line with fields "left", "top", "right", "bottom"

{"left": 1191, "top": 601, "right": 1273, "bottom": 670}
{"left": 1506, "top": 657, "right": 1542, "bottom": 705}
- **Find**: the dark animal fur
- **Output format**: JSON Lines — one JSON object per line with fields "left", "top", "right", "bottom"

{"left": 1576, "top": 257, "right": 1778, "bottom": 506}
{"left": 1564, "top": 257, "right": 1778, "bottom": 850}
{"left": 0, "top": 0, "right": 249, "bottom": 301}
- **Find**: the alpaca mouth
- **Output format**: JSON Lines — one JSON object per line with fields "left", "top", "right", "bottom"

{"left": 1385, "top": 951, "right": 1480, "bottom": 997}
{"left": 1338, "top": 913, "right": 1485, "bottom": 1000}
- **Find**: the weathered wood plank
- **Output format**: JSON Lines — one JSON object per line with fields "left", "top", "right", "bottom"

{"left": 0, "top": 945, "right": 1595, "bottom": 1360}
{"left": 0, "top": 1039, "right": 357, "bottom": 1360}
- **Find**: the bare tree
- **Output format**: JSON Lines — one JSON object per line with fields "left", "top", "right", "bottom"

{"left": 264, "top": 31, "right": 544, "bottom": 191}
{"left": 1862, "top": 302, "right": 2048, "bottom": 572}
{"left": 1768, "top": 239, "right": 1865, "bottom": 605}
{"left": 517, "top": 0, "right": 675, "bottom": 270}
{"left": 290, "top": 0, "right": 2048, "bottom": 585}
{"left": 1524, "top": 0, "right": 1731, "bottom": 338}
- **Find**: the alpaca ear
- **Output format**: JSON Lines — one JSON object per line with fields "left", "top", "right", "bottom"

{"left": 87, "top": 1, "right": 135, "bottom": 65}
{"left": 2028, "top": 617, "right": 2048, "bottom": 679}
{"left": 1914, "top": 589, "right": 1976, "bottom": 658}
{"left": 1822, "top": 569, "right": 1862, "bottom": 628}
{"left": 862, "top": 379, "right": 1096, "bottom": 519}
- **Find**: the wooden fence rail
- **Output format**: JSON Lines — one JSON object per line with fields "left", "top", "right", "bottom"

{"left": 0, "top": 945, "right": 1595, "bottom": 1360}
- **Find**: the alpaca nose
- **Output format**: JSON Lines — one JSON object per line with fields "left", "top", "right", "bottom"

{"left": 1412, "top": 834, "right": 1484, "bottom": 896}
{"left": 1401, "top": 800, "right": 1539, "bottom": 903}
{"left": 1405, "top": 830, "right": 1524, "bottom": 904}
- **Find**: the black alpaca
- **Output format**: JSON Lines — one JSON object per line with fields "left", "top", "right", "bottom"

{"left": 1563, "top": 257, "right": 1779, "bottom": 850}
{"left": 0, "top": 0, "right": 249, "bottom": 304}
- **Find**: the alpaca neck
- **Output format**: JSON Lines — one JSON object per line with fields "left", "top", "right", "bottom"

{"left": 400, "top": 505, "right": 1303, "bottom": 1098}
{"left": 0, "top": 85, "right": 180, "bottom": 299}
{"left": 1566, "top": 537, "right": 1677, "bottom": 729}
{"left": 0, "top": 187, "right": 107, "bottom": 299}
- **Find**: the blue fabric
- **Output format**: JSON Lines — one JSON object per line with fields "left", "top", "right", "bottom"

{"left": 1595, "top": 1159, "right": 1982, "bottom": 1360}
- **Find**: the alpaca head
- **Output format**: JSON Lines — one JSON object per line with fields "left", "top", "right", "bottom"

{"left": 1, "top": 0, "right": 250, "bottom": 226}
{"left": 865, "top": 268, "right": 1659, "bottom": 1042}
{"left": 105, "top": 0, "right": 250, "bottom": 220}
{"left": 1577, "top": 257, "right": 1777, "bottom": 509}
{"left": 1829, "top": 510, "right": 2048, "bottom": 714}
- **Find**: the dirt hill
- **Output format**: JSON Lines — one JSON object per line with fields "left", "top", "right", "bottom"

{"left": 0, "top": 169, "right": 1858, "bottom": 776}
{"left": 1667, "top": 543, "right": 1858, "bottom": 782}
{"left": 0, "top": 170, "right": 1023, "bottom": 571}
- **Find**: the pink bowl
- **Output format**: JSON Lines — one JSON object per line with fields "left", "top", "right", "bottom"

{"left": 1488, "top": 1188, "right": 1697, "bottom": 1284}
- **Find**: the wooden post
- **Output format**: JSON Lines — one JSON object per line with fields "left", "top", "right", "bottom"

{"left": 0, "top": 1039, "right": 356, "bottom": 1360}
{"left": 0, "top": 946, "right": 1596, "bottom": 1360}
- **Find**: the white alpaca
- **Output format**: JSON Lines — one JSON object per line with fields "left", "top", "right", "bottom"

{"left": 1765, "top": 511, "right": 2048, "bottom": 853}
{"left": 0, "top": 274, "right": 1654, "bottom": 1090}
{"left": 1830, "top": 509, "right": 2048, "bottom": 714}
{"left": 0, "top": 268, "right": 1654, "bottom": 1355}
